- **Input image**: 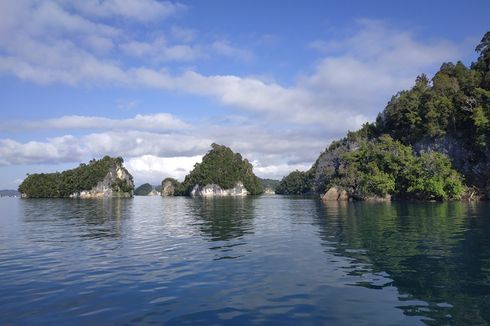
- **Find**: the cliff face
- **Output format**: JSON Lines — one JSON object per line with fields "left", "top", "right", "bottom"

{"left": 190, "top": 182, "right": 249, "bottom": 197}
{"left": 311, "top": 139, "right": 360, "bottom": 194}
{"left": 70, "top": 164, "right": 134, "bottom": 198}
{"left": 413, "top": 136, "right": 490, "bottom": 195}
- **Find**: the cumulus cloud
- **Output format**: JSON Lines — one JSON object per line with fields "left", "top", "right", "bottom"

{"left": 120, "top": 37, "right": 201, "bottom": 62}
{"left": 125, "top": 155, "right": 202, "bottom": 184}
{"left": 0, "top": 114, "right": 189, "bottom": 132}
{"left": 0, "top": 136, "right": 84, "bottom": 165}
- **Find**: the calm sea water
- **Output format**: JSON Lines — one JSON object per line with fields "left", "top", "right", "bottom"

{"left": 0, "top": 196, "right": 489, "bottom": 325}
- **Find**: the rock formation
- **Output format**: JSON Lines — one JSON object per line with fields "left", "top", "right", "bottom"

{"left": 190, "top": 182, "right": 249, "bottom": 197}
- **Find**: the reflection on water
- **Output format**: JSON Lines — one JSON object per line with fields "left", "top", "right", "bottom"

{"left": 20, "top": 198, "right": 131, "bottom": 240}
{"left": 190, "top": 197, "right": 256, "bottom": 241}
{"left": 316, "top": 201, "right": 490, "bottom": 325}
{"left": 0, "top": 196, "right": 489, "bottom": 325}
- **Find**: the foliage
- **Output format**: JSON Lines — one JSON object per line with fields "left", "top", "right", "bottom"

{"left": 259, "top": 178, "right": 280, "bottom": 191}
{"left": 180, "top": 144, "right": 264, "bottom": 195}
{"left": 134, "top": 183, "right": 153, "bottom": 196}
{"left": 18, "top": 156, "right": 133, "bottom": 198}
{"left": 405, "top": 152, "right": 465, "bottom": 200}
{"left": 338, "top": 136, "right": 464, "bottom": 200}
{"left": 276, "top": 170, "right": 312, "bottom": 195}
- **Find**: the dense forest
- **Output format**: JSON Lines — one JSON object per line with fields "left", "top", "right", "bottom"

{"left": 278, "top": 31, "right": 490, "bottom": 200}
{"left": 163, "top": 143, "right": 264, "bottom": 195}
{"left": 18, "top": 156, "right": 134, "bottom": 198}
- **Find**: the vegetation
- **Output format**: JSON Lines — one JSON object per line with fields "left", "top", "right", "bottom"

{"left": 275, "top": 170, "right": 312, "bottom": 195}
{"left": 279, "top": 31, "right": 490, "bottom": 200}
{"left": 178, "top": 143, "right": 263, "bottom": 195}
{"left": 259, "top": 178, "right": 280, "bottom": 192}
{"left": 336, "top": 135, "right": 464, "bottom": 200}
{"left": 134, "top": 183, "right": 154, "bottom": 196}
{"left": 18, "top": 156, "right": 133, "bottom": 198}
{"left": 161, "top": 177, "right": 186, "bottom": 195}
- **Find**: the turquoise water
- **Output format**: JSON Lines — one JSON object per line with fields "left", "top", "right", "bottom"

{"left": 0, "top": 196, "right": 489, "bottom": 325}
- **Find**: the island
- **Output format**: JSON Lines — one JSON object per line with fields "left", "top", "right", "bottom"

{"left": 134, "top": 183, "right": 161, "bottom": 196}
{"left": 161, "top": 143, "right": 263, "bottom": 196}
{"left": 277, "top": 31, "right": 490, "bottom": 201}
{"left": 18, "top": 156, "right": 134, "bottom": 198}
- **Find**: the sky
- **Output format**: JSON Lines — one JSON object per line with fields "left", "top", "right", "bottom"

{"left": 0, "top": 0, "right": 489, "bottom": 189}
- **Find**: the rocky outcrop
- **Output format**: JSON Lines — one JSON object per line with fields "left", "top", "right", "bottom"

{"left": 322, "top": 186, "right": 349, "bottom": 201}
{"left": 312, "top": 139, "right": 360, "bottom": 193}
{"left": 70, "top": 165, "right": 133, "bottom": 198}
{"left": 263, "top": 187, "right": 276, "bottom": 195}
{"left": 414, "top": 136, "right": 489, "bottom": 197}
{"left": 161, "top": 180, "right": 175, "bottom": 196}
{"left": 190, "top": 182, "right": 249, "bottom": 197}
{"left": 363, "top": 194, "right": 392, "bottom": 202}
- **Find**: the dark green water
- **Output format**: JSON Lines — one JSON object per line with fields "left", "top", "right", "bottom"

{"left": 0, "top": 196, "right": 489, "bottom": 325}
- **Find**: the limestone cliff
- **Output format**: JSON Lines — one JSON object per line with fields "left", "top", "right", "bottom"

{"left": 70, "top": 164, "right": 134, "bottom": 198}
{"left": 190, "top": 182, "right": 249, "bottom": 197}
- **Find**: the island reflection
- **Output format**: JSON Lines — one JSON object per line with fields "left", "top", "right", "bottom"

{"left": 315, "top": 201, "right": 490, "bottom": 324}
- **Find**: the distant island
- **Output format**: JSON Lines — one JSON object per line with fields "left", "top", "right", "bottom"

{"left": 18, "top": 156, "right": 134, "bottom": 198}
{"left": 134, "top": 183, "right": 161, "bottom": 196}
{"left": 0, "top": 189, "right": 20, "bottom": 197}
{"left": 277, "top": 31, "right": 490, "bottom": 201}
{"left": 161, "top": 143, "right": 264, "bottom": 197}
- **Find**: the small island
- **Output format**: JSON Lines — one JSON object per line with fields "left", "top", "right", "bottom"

{"left": 161, "top": 143, "right": 263, "bottom": 197}
{"left": 134, "top": 183, "right": 161, "bottom": 196}
{"left": 18, "top": 156, "right": 134, "bottom": 198}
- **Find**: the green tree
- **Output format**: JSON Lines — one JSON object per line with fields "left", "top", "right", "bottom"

{"left": 276, "top": 170, "right": 312, "bottom": 195}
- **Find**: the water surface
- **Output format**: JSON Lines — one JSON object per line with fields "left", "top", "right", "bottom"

{"left": 0, "top": 196, "right": 489, "bottom": 325}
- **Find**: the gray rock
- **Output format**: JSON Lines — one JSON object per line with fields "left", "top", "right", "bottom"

{"left": 191, "top": 182, "right": 249, "bottom": 197}
{"left": 322, "top": 186, "right": 349, "bottom": 201}
{"left": 161, "top": 180, "right": 175, "bottom": 196}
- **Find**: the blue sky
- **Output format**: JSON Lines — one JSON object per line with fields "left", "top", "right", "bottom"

{"left": 0, "top": 0, "right": 489, "bottom": 189}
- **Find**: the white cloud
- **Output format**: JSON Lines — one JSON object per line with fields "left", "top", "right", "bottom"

{"left": 0, "top": 114, "right": 189, "bottom": 132}
{"left": 0, "top": 136, "right": 84, "bottom": 165}
{"left": 120, "top": 37, "right": 201, "bottom": 62}
{"left": 252, "top": 161, "right": 312, "bottom": 180}
{"left": 84, "top": 35, "right": 114, "bottom": 54}
{"left": 125, "top": 155, "right": 202, "bottom": 184}
{"left": 0, "top": 5, "right": 464, "bottom": 129}
{"left": 66, "top": 0, "right": 186, "bottom": 22}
